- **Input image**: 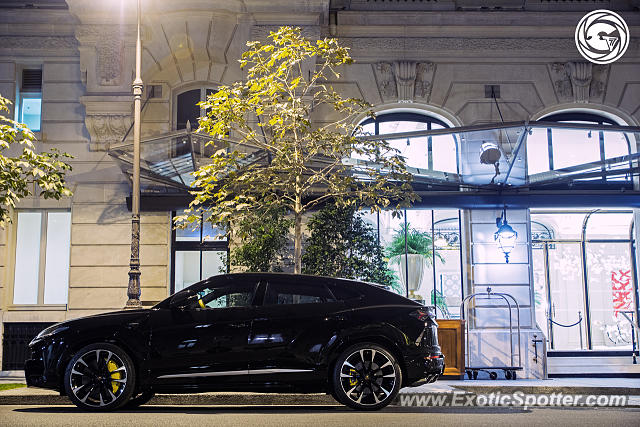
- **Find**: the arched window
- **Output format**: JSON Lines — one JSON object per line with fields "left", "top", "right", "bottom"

{"left": 527, "top": 112, "right": 631, "bottom": 181}
{"left": 174, "top": 87, "right": 216, "bottom": 130}
{"left": 358, "top": 112, "right": 458, "bottom": 174}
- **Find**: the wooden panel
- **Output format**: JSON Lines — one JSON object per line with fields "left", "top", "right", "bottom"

{"left": 437, "top": 319, "right": 465, "bottom": 379}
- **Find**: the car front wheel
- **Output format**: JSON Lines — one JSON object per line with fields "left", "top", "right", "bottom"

{"left": 332, "top": 343, "right": 402, "bottom": 410}
{"left": 64, "top": 343, "right": 136, "bottom": 411}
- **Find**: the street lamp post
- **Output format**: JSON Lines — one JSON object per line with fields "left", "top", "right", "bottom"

{"left": 126, "top": 0, "right": 143, "bottom": 309}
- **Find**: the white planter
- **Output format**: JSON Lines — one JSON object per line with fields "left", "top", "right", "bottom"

{"left": 397, "top": 253, "right": 425, "bottom": 293}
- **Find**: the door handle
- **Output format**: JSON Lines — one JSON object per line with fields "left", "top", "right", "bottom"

{"left": 325, "top": 315, "right": 346, "bottom": 322}
{"left": 229, "top": 322, "right": 248, "bottom": 328}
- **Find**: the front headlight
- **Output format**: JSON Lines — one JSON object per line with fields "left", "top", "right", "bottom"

{"left": 30, "top": 325, "right": 69, "bottom": 346}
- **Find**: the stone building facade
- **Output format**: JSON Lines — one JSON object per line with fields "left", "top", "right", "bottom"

{"left": 1, "top": 0, "right": 639, "bottom": 378}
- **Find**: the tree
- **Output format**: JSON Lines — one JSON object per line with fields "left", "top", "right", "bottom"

{"left": 229, "top": 206, "right": 292, "bottom": 272}
{"left": 302, "top": 203, "right": 400, "bottom": 292}
{"left": 175, "top": 26, "right": 417, "bottom": 273}
{"left": 0, "top": 95, "right": 73, "bottom": 227}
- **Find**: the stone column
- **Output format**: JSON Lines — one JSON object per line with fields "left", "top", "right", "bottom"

{"left": 466, "top": 209, "right": 545, "bottom": 379}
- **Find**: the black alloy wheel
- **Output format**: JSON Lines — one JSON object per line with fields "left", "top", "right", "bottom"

{"left": 332, "top": 343, "right": 402, "bottom": 410}
{"left": 64, "top": 343, "right": 136, "bottom": 411}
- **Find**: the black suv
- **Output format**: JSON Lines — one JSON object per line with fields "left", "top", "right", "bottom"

{"left": 25, "top": 273, "right": 444, "bottom": 411}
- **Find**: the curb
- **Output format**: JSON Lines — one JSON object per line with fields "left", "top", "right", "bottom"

{"left": 1, "top": 387, "right": 639, "bottom": 406}
{"left": 0, "top": 393, "right": 338, "bottom": 406}
{"left": 454, "top": 386, "right": 640, "bottom": 396}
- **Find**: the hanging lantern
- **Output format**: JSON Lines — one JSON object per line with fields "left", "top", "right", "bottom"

{"left": 495, "top": 208, "right": 517, "bottom": 263}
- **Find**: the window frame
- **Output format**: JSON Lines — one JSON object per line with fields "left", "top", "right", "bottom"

{"left": 530, "top": 209, "right": 639, "bottom": 350}
{"left": 172, "top": 86, "right": 217, "bottom": 131}
{"left": 170, "top": 211, "right": 229, "bottom": 294}
{"left": 540, "top": 112, "right": 632, "bottom": 184}
{"left": 15, "top": 67, "right": 43, "bottom": 133}
{"left": 190, "top": 282, "right": 259, "bottom": 310}
{"left": 263, "top": 280, "right": 336, "bottom": 306}
{"left": 9, "top": 209, "right": 71, "bottom": 309}
{"left": 358, "top": 112, "right": 459, "bottom": 174}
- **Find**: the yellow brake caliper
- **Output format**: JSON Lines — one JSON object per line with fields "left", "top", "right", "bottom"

{"left": 107, "top": 360, "right": 121, "bottom": 393}
{"left": 349, "top": 368, "right": 358, "bottom": 386}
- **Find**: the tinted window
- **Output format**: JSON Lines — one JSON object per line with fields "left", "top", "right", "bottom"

{"left": 264, "top": 282, "right": 335, "bottom": 305}
{"left": 192, "top": 283, "right": 255, "bottom": 309}
{"left": 328, "top": 283, "right": 363, "bottom": 301}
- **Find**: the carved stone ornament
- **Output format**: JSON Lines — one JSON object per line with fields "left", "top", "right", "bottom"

{"left": 414, "top": 62, "right": 435, "bottom": 101}
{"left": 394, "top": 61, "right": 417, "bottom": 103}
{"left": 374, "top": 62, "right": 397, "bottom": 101}
{"left": 251, "top": 25, "right": 320, "bottom": 42}
{"left": 76, "top": 25, "right": 134, "bottom": 91}
{"left": 374, "top": 61, "right": 435, "bottom": 103}
{"left": 589, "top": 64, "right": 609, "bottom": 102}
{"left": 549, "top": 62, "right": 609, "bottom": 103}
{"left": 549, "top": 62, "right": 573, "bottom": 102}
{"left": 566, "top": 62, "right": 592, "bottom": 103}
{"left": 96, "top": 37, "right": 125, "bottom": 86}
{"left": 85, "top": 114, "right": 132, "bottom": 151}
{"left": 0, "top": 36, "right": 78, "bottom": 50}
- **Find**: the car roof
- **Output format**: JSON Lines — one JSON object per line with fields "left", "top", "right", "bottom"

{"left": 207, "top": 272, "right": 417, "bottom": 305}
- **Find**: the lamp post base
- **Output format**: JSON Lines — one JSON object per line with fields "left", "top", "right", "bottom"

{"left": 124, "top": 213, "right": 142, "bottom": 310}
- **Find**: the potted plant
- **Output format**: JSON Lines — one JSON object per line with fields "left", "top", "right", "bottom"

{"left": 386, "top": 223, "right": 445, "bottom": 299}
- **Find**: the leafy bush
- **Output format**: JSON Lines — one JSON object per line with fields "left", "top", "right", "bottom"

{"left": 302, "top": 203, "right": 400, "bottom": 292}
{"left": 229, "top": 207, "right": 293, "bottom": 272}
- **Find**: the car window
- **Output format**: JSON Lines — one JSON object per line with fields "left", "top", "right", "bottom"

{"left": 327, "top": 283, "right": 363, "bottom": 301}
{"left": 193, "top": 284, "right": 255, "bottom": 309}
{"left": 264, "top": 281, "right": 335, "bottom": 305}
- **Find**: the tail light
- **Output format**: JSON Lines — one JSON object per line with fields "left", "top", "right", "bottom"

{"left": 410, "top": 308, "right": 437, "bottom": 325}
{"left": 411, "top": 307, "right": 440, "bottom": 347}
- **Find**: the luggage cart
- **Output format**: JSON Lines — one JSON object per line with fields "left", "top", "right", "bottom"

{"left": 460, "top": 287, "right": 522, "bottom": 380}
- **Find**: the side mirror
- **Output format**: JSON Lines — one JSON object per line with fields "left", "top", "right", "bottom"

{"left": 169, "top": 289, "right": 195, "bottom": 310}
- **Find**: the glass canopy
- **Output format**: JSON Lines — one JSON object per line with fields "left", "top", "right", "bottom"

{"left": 109, "top": 121, "right": 640, "bottom": 195}
{"left": 358, "top": 120, "right": 640, "bottom": 190}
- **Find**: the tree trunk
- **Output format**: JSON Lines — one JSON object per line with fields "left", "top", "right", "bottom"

{"left": 294, "top": 210, "right": 302, "bottom": 274}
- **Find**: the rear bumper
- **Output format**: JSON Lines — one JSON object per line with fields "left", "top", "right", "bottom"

{"left": 424, "top": 354, "right": 445, "bottom": 382}
{"left": 403, "top": 350, "right": 445, "bottom": 385}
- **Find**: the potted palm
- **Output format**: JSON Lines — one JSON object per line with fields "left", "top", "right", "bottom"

{"left": 386, "top": 223, "right": 445, "bottom": 299}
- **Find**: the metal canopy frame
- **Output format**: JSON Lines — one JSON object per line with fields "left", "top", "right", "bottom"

{"left": 108, "top": 120, "right": 640, "bottom": 210}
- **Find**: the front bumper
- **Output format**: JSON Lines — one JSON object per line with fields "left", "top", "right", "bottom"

{"left": 24, "top": 339, "right": 67, "bottom": 391}
{"left": 24, "top": 359, "right": 47, "bottom": 388}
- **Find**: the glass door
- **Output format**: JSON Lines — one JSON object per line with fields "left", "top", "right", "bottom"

{"left": 531, "top": 209, "right": 638, "bottom": 350}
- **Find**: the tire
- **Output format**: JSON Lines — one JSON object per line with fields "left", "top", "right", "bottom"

{"left": 331, "top": 343, "right": 402, "bottom": 411}
{"left": 64, "top": 343, "right": 136, "bottom": 411}
{"left": 123, "top": 390, "right": 155, "bottom": 409}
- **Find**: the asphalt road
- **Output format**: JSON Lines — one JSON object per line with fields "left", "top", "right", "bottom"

{"left": 2, "top": 405, "right": 640, "bottom": 427}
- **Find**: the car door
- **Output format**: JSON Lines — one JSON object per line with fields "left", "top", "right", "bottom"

{"left": 148, "top": 277, "right": 259, "bottom": 390}
{"left": 247, "top": 278, "right": 349, "bottom": 387}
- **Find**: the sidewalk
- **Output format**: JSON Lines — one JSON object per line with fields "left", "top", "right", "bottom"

{"left": 1, "top": 376, "right": 639, "bottom": 406}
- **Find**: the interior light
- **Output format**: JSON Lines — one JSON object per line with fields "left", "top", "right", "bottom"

{"left": 495, "top": 207, "right": 517, "bottom": 263}
{"left": 480, "top": 141, "right": 501, "bottom": 165}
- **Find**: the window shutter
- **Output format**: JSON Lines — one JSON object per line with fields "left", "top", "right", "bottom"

{"left": 21, "top": 69, "right": 42, "bottom": 92}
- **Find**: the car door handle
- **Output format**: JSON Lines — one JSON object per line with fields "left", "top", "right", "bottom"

{"left": 229, "top": 322, "right": 249, "bottom": 328}
{"left": 325, "top": 315, "right": 346, "bottom": 322}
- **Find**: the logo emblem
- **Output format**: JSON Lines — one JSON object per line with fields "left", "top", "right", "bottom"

{"left": 575, "top": 9, "right": 629, "bottom": 64}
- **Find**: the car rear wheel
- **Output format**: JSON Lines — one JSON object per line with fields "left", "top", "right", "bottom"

{"left": 64, "top": 343, "right": 136, "bottom": 411}
{"left": 331, "top": 343, "right": 402, "bottom": 410}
